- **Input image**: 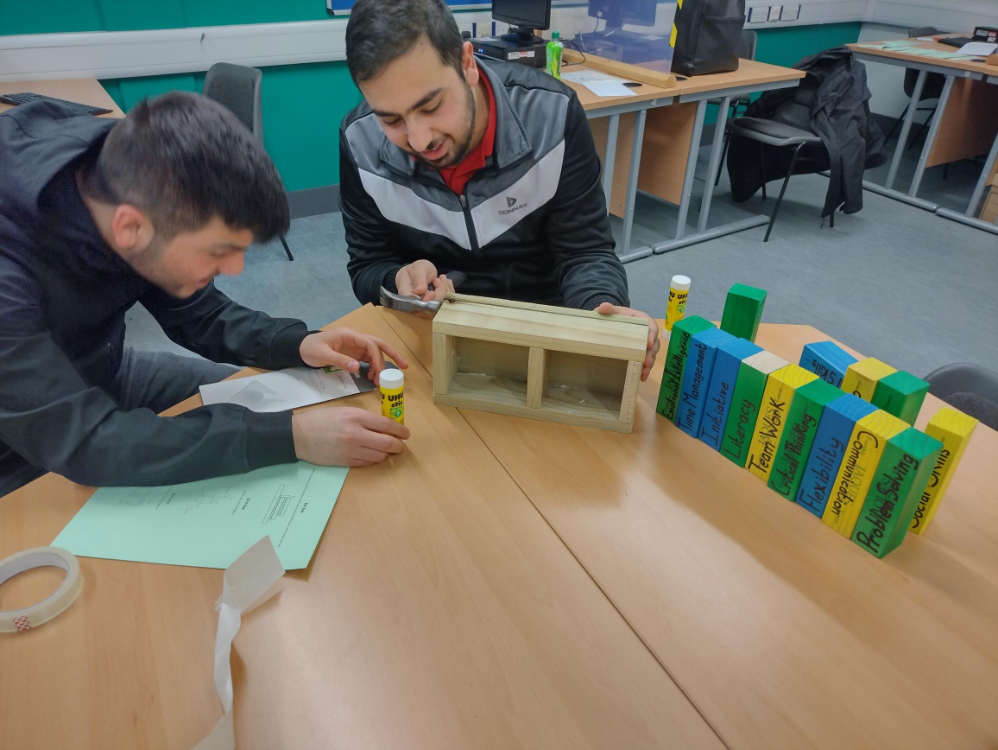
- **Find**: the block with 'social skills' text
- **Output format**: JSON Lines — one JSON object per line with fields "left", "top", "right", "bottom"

{"left": 909, "top": 407, "right": 978, "bottom": 535}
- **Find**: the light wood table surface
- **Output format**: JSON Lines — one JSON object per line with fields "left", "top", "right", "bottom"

{"left": 561, "top": 63, "right": 677, "bottom": 110}
{"left": 381, "top": 310, "right": 998, "bottom": 750}
{"left": 0, "top": 78, "right": 123, "bottom": 118}
{"left": 0, "top": 305, "right": 722, "bottom": 750}
{"left": 848, "top": 37, "right": 998, "bottom": 78}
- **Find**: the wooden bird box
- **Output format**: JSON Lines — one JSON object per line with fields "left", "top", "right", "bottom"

{"left": 431, "top": 294, "right": 648, "bottom": 433}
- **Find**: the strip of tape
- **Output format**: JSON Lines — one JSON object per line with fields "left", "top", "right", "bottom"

{"left": 0, "top": 547, "right": 83, "bottom": 634}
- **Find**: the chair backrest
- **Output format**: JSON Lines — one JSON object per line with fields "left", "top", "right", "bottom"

{"left": 925, "top": 363, "right": 998, "bottom": 402}
{"left": 736, "top": 29, "right": 758, "bottom": 61}
{"left": 202, "top": 62, "right": 263, "bottom": 143}
{"left": 907, "top": 26, "right": 940, "bottom": 38}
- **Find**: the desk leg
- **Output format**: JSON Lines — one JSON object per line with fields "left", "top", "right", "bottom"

{"left": 673, "top": 100, "right": 707, "bottom": 241}
{"left": 884, "top": 70, "right": 925, "bottom": 191}
{"left": 602, "top": 114, "right": 620, "bottom": 215}
{"left": 697, "top": 96, "right": 731, "bottom": 234}
{"left": 618, "top": 109, "right": 651, "bottom": 262}
{"left": 935, "top": 123, "right": 998, "bottom": 236}
{"left": 909, "top": 74, "right": 954, "bottom": 198}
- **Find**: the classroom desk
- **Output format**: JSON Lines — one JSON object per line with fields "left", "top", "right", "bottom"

{"left": 849, "top": 38, "right": 998, "bottom": 236}
{"left": 381, "top": 308, "right": 998, "bottom": 750}
{"left": 565, "top": 54, "right": 804, "bottom": 261}
{"left": 0, "top": 304, "right": 723, "bottom": 750}
{"left": 0, "top": 78, "right": 123, "bottom": 118}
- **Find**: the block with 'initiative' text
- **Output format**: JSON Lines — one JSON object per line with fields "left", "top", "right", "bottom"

{"left": 657, "top": 315, "right": 715, "bottom": 422}
{"left": 699, "top": 338, "right": 762, "bottom": 450}
{"left": 768, "top": 379, "right": 843, "bottom": 501}
{"left": 871, "top": 370, "right": 929, "bottom": 425}
{"left": 852, "top": 428, "right": 942, "bottom": 558}
{"left": 909, "top": 406, "right": 979, "bottom": 535}
{"left": 842, "top": 357, "right": 896, "bottom": 402}
{"left": 745, "top": 364, "right": 818, "bottom": 482}
{"left": 675, "top": 328, "right": 736, "bottom": 437}
{"left": 719, "top": 351, "right": 787, "bottom": 467}
{"left": 822, "top": 409, "right": 909, "bottom": 538}
{"left": 799, "top": 341, "right": 857, "bottom": 389}
{"left": 720, "top": 283, "right": 767, "bottom": 343}
{"left": 795, "top": 394, "right": 877, "bottom": 517}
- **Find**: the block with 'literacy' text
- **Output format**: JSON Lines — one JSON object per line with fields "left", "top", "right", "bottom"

{"left": 657, "top": 316, "right": 715, "bottom": 422}
{"left": 699, "top": 338, "right": 762, "bottom": 450}
{"left": 852, "top": 428, "right": 942, "bottom": 558}
{"left": 675, "top": 329, "right": 736, "bottom": 437}
{"left": 871, "top": 370, "right": 929, "bottom": 425}
{"left": 842, "top": 357, "right": 896, "bottom": 402}
{"left": 799, "top": 341, "right": 857, "bottom": 389}
{"left": 745, "top": 364, "right": 818, "bottom": 482}
{"left": 768, "top": 379, "right": 843, "bottom": 501}
{"left": 719, "top": 351, "right": 787, "bottom": 467}
{"left": 795, "top": 394, "right": 877, "bottom": 517}
{"left": 822, "top": 409, "right": 908, "bottom": 538}
{"left": 909, "top": 407, "right": 978, "bottom": 535}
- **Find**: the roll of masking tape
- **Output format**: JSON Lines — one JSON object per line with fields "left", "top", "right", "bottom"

{"left": 0, "top": 547, "right": 83, "bottom": 633}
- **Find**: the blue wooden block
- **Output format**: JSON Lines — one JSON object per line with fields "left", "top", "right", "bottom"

{"left": 795, "top": 394, "right": 877, "bottom": 517}
{"left": 799, "top": 341, "right": 858, "bottom": 389}
{"left": 699, "top": 337, "right": 762, "bottom": 450}
{"left": 675, "top": 329, "right": 736, "bottom": 437}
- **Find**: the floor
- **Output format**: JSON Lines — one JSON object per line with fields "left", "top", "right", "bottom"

{"left": 126, "top": 140, "right": 998, "bottom": 380}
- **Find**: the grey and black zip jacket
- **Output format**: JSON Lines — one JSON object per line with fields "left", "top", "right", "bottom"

{"left": 340, "top": 57, "right": 629, "bottom": 310}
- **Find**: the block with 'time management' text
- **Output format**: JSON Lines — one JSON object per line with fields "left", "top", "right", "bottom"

{"left": 676, "top": 328, "right": 736, "bottom": 438}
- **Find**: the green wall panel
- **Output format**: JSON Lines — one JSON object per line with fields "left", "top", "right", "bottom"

{"left": 0, "top": 0, "right": 104, "bottom": 35}
{"left": 183, "top": 0, "right": 331, "bottom": 27}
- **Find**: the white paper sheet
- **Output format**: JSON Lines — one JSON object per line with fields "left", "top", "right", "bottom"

{"left": 199, "top": 366, "right": 369, "bottom": 412}
{"left": 582, "top": 80, "right": 637, "bottom": 98}
{"left": 955, "top": 41, "right": 997, "bottom": 57}
{"left": 193, "top": 536, "right": 285, "bottom": 750}
{"left": 562, "top": 69, "right": 621, "bottom": 84}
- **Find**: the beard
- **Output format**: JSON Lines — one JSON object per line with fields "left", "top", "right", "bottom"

{"left": 414, "top": 85, "right": 477, "bottom": 169}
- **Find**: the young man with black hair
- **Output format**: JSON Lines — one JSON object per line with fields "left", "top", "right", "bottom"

{"left": 340, "top": 0, "right": 660, "bottom": 381}
{"left": 0, "top": 92, "right": 409, "bottom": 498}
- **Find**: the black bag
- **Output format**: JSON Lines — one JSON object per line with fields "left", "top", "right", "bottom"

{"left": 671, "top": 0, "right": 746, "bottom": 77}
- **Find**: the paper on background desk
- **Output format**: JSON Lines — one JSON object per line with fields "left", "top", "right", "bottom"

{"left": 200, "top": 366, "right": 375, "bottom": 412}
{"left": 52, "top": 463, "right": 347, "bottom": 570}
{"left": 957, "top": 41, "right": 997, "bottom": 57}
{"left": 562, "top": 69, "right": 637, "bottom": 98}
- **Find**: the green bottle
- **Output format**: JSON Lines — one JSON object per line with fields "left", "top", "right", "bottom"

{"left": 546, "top": 30, "right": 563, "bottom": 80}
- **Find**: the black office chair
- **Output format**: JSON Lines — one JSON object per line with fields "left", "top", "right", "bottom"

{"left": 924, "top": 363, "right": 998, "bottom": 430}
{"left": 714, "top": 31, "right": 758, "bottom": 188}
{"left": 883, "top": 27, "right": 948, "bottom": 150}
{"left": 202, "top": 62, "right": 294, "bottom": 261}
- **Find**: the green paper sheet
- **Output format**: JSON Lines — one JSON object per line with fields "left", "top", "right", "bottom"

{"left": 53, "top": 463, "right": 348, "bottom": 570}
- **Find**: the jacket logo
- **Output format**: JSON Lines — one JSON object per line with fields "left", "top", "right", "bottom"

{"left": 499, "top": 196, "right": 527, "bottom": 216}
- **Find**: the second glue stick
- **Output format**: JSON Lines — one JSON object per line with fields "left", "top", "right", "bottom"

{"left": 664, "top": 275, "right": 691, "bottom": 332}
{"left": 380, "top": 369, "right": 405, "bottom": 425}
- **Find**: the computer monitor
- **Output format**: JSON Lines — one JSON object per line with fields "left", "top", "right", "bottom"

{"left": 588, "top": 0, "right": 657, "bottom": 29}
{"left": 493, "top": 0, "right": 552, "bottom": 41}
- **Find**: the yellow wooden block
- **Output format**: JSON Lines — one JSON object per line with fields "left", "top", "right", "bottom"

{"left": 745, "top": 364, "right": 818, "bottom": 481}
{"left": 822, "top": 409, "right": 908, "bottom": 537}
{"left": 841, "top": 358, "right": 897, "bottom": 402}
{"left": 909, "top": 407, "right": 979, "bottom": 535}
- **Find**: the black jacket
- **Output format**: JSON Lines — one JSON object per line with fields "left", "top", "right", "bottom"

{"left": 728, "top": 47, "right": 887, "bottom": 217}
{"left": 0, "top": 101, "right": 305, "bottom": 496}
{"left": 340, "top": 57, "right": 629, "bottom": 310}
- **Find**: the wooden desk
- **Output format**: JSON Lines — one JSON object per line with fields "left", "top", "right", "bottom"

{"left": 0, "top": 78, "right": 123, "bottom": 118}
{"left": 0, "top": 305, "right": 722, "bottom": 749}
{"left": 381, "top": 310, "right": 998, "bottom": 750}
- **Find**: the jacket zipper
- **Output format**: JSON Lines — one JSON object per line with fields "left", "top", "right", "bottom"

{"left": 458, "top": 193, "right": 481, "bottom": 254}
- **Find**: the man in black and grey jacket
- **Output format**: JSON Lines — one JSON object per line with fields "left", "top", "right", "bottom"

{"left": 341, "top": 0, "right": 660, "bottom": 380}
{"left": 0, "top": 93, "right": 409, "bottom": 498}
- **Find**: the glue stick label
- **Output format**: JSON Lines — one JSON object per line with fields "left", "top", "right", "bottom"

{"left": 381, "top": 386, "right": 404, "bottom": 425}
{"left": 665, "top": 287, "right": 688, "bottom": 331}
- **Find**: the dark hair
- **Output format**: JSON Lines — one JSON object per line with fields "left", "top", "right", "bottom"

{"left": 346, "top": 0, "right": 464, "bottom": 83}
{"left": 82, "top": 91, "right": 290, "bottom": 241}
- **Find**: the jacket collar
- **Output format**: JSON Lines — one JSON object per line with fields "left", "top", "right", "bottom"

{"left": 379, "top": 57, "right": 532, "bottom": 178}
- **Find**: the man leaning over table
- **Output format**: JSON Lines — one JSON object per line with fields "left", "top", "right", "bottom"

{"left": 0, "top": 92, "right": 409, "bottom": 499}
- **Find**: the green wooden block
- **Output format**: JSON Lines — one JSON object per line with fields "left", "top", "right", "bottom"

{"left": 720, "top": 284, "right": 767, "bottom": 343}
{"left": 852, "top": 428, "right": 942, "bottom": 558}
{"left": 768, "top": 379, "right": 843, "bottom": 500}
{"left": 871, "top": 370, "right": 930, "bottom": 425}
{"left": 718, "top": 351, "right": 787, "bottom": 466}
{"left": 657, "top": 316, "right": 715, "bottom": 421}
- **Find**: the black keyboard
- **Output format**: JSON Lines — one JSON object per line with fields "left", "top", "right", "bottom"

{"left": 0, "top": 92, "right": 113, "bottom": 116}
{"left": 937, "top": 36, "right": 974, "bottom": 48}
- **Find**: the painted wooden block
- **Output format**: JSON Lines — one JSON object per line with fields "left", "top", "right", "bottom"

{"left": 852, "top": 428, "right": 943, "bottom": 558}
{"left": 720, "top": 283, "right": 767, "bottom": 343}
{"left": 795, "top": 394, "right": 877, "bottom": 517}
{"left": 718, "top": 351, "right": 787, "bottom": 467}
{"left": 432, "top": 294, "right": 647, "bottom": 433}
{"left": 657, "top": 315, "right": 715, "bottom": 422}
{"left": 799, "top": 341, "right": 857, "bottom": 389}
{"left": 822, "top": 409, "right": 909, "bottom": 538}
{"left": 768, "top": 379, "right": 843, "bottom": 501}
{"left": 675, "top": 329, "right": 737, "bottom": 437}
{"left": 745, "top": 365, "right": 819, "bottom": 481}
{"left": 841, "top": 357, "right": 897, "bottom": 402}
{"left": 699, "top": 338, "right": 762, "bottom": 450}
{"left": 871, "top": 370, "right": 930, "bottom": 425}
{"left": 909, "top": 407, "right": 979, "bottom": 535}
